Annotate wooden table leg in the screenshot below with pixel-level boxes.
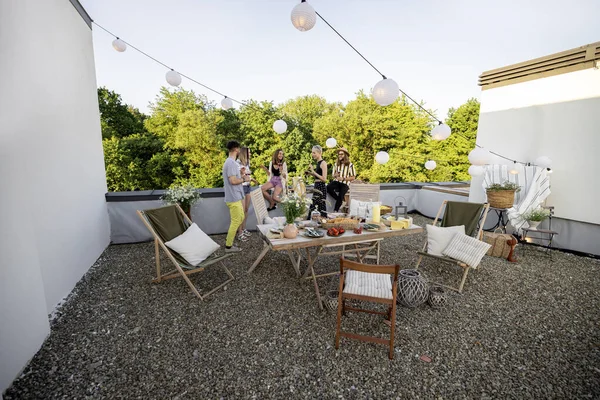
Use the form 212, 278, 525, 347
305, 246, 324, 310
247, 241, 270, 274
287, 250, 302, 277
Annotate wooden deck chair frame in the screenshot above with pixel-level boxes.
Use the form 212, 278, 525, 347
137, 204, 234, 300
335, 258, 400, 359
415, 200, 490, 293
250, 187, 269, 226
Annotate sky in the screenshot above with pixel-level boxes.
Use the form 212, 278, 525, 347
81, 0, 600, 118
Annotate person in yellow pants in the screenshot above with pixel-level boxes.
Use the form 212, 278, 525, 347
223, 140, 249, 252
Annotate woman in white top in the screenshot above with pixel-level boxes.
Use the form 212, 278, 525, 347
237, 147, 258, 241
260, 148, 287, 211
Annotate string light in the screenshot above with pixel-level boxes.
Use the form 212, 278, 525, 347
431, 123, 451, 141
325, 138, 337, 148
425, 160, 437, 170
372, 78, 399, 106
291, 0, 317, 32
112, 38, 126, 52
375, 151, 390, 165
221, 97, 233, 110
468, 147, 491, 166
273, 120, 287, 134
509, 161, 519, 175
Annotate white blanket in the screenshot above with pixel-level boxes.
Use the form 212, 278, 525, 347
482, 164, 551, 234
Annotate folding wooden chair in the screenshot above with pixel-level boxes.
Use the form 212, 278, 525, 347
342, 182, 382, 263
415, 200, 490, 293
335, 258, 400, 359
250, 187, 269, 225
137, 204, 234, 300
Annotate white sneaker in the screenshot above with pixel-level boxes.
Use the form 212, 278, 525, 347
243, 229, 251, 236
225, 246, 242, 253
237, 233, 249, 242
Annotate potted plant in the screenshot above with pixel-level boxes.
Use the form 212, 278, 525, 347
161, 184, 201, 219
522, 208, 551, 230
279, 192, 312, 238
485, 181, 521, 209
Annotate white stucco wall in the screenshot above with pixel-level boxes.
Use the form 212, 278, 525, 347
0, 0, 110, 393
470, 67, 600, 225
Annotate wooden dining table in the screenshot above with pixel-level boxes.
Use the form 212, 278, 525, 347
248, 223, 424, 309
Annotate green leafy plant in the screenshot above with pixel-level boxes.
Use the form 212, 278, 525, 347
486, 181, 521, 192
279, 192, 312, 224
161, 184, 201, 212
522, 208, 551, 222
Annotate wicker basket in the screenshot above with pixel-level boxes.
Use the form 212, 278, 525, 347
320, 220, 360, 230
324, 290, 339, 312
486, 189, 516, 209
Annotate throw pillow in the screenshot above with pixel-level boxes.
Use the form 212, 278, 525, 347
164, 223, 220, 266
426, 225, 465, 256
264, 216, 275, 224
349, 200, 379, 219
443, 233, 491, 269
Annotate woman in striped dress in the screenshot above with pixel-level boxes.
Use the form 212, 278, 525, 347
306, 145, 328, 217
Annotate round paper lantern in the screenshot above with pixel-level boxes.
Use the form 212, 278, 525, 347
273, 119, 287, 134
325, 138, 337, 148
291, 1, 317, 32
509, 162, 519, 175
375, 151, 390, 165
535, 156, 552, 169
372, 78, 399, 106
112, 38, 127, 52
425, 160, 437, 170
221, 97, 233, 110
166, 70, 182, 87
431, 123, 451, 140
468, 147, 491, 166
468, 165, 485, 177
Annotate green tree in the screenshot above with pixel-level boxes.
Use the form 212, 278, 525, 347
97, 87, 146, 139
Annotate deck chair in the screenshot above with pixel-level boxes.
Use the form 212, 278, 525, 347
415, 200, 490, 293
341, 182, 381, 213
137, 204, 234, 300
250, 188, 269, 225
335, 258, 400, 359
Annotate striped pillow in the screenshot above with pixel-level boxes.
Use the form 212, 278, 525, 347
442, 234, 491, 269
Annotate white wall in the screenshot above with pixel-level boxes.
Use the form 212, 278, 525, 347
0, 0, 110, 393
471, 68, 600, 225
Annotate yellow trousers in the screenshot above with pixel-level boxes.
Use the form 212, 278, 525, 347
226, 200, 244, 247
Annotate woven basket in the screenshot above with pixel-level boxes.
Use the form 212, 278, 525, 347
321, 220, 360, 230
324, 290, 339, 312
486, 190, 516, 209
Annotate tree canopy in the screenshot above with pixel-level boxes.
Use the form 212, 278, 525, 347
99, 86, 479, 191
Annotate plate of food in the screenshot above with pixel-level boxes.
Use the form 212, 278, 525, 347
326, 227, 346, 237
302, 227, 325, 238
362, 223, 382, 232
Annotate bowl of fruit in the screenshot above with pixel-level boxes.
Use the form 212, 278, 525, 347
326, 227, 345, 237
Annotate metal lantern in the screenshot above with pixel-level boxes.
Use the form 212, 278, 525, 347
375, 151, 390, 165
290, 1, 317, 32
535, 156, 552, 169
468, 147, 491, 166
112, 38, 127, 52
325, 138, 337, 148
221, 97, 233, 110
166, 70, 182, 87
372, 78, 399, 106
468, 165, 485, 177
425, 160, 437, 170
273, 119, 287, 134
431, 123, 451, 140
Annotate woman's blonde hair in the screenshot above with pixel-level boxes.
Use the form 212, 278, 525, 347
239, 147, 250, 166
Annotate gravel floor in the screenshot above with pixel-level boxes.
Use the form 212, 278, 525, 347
5, 214, 600, 399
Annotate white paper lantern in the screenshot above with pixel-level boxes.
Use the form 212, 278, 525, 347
372, 78, 399, 106
221, 97, 233, 110
468, 165, 485, 177
425, 160, 437, 170
509, 162, 519, 175
535, 156, 552, 169
291, 1, 317, 32
431, 123, 451, 140
375, 151, 390, 165
273, 119, 287, 134
325, 138, 337, 148
166, 70, 182, 87
468, 147, 491, 166
112, 38, 127, 52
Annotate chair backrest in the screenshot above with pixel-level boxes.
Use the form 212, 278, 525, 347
434, 200, 490, 239
349, 182, 380, 203
340, 258, 399, 282
250, 188, 268, 225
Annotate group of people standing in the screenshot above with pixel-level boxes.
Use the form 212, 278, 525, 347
222, 140, 356, 253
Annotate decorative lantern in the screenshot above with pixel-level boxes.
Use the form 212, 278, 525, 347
397, 269, 429, 308
425, 160, 437, 170
535, 156, 552, 169
290, 1, 317, 32
273, 119, 287, 134
221, 97, 233, 110
112, 38, 127, 52
468, 165, 485, 177
509, 161, 519, 175
431, 123, 451, 140
166, 70, 182, 87
468, 147, 491, 166
375, 151, 390, 165
325, 138, 337, 148
372, 78, 399, 106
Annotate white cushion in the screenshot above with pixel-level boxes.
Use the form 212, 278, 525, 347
349, 200, 380, 218
442, 233, 491, 269
343, 270, 393, 299
426, 224, 465, 256
263, 216, 275, 224
164, 223, 220, 266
